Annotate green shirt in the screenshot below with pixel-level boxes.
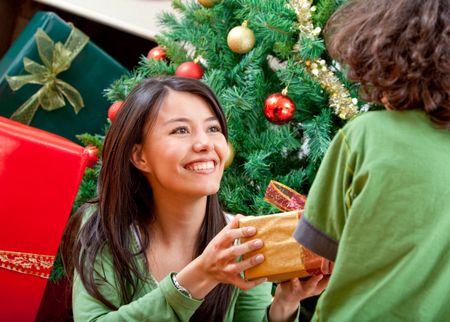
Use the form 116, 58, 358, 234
72, 213, 299, 321
73, 258, 273, 322
294, 110, 450, 321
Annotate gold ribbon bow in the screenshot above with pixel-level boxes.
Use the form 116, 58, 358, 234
6, 26, 89, 125
0, 250, 55, 279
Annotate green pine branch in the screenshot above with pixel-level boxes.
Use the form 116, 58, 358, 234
312, 0, 342, 29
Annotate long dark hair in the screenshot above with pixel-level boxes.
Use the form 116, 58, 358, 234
62, 77, 233, 321
325, 0, 450, 129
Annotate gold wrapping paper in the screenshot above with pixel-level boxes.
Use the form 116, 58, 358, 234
239, 210, 322, 283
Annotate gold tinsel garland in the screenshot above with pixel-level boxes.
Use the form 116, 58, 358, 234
287, 0, 358, 119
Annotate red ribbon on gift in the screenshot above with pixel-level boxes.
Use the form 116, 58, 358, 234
264, 180, 307, 212
0, 250, 55, 279
264, 180, 322, 275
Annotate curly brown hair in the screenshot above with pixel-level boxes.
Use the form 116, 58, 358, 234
325, 0, 450, 129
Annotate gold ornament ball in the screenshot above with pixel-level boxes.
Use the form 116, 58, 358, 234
224, 142, 235, 169
198, 0, 220, 8
227, 23, 255, 54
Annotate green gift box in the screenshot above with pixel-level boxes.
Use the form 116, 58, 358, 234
0, 11, 128, 142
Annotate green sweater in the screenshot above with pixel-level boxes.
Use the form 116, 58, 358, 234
72, 214, 299, 321
294, 110, 450, 321
73, 267, 273, 321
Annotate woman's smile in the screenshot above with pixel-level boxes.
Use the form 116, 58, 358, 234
184, 160, 216, 174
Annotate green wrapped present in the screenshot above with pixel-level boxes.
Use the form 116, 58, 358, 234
0, 11, 128, 142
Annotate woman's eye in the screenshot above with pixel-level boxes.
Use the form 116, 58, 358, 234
171, 127, 189, 134
209, 125, 222, 133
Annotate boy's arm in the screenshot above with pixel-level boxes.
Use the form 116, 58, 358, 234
294, 129, 355, 260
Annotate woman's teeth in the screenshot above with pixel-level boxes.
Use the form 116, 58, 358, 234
187, 161, 215, 171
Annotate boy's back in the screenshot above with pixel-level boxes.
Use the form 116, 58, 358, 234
301, 110, 450, 321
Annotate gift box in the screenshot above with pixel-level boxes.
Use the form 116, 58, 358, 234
0, 116, 90, 321
238, 180, 325, 283
0, 11, 127, 143
239, 210, 323, 283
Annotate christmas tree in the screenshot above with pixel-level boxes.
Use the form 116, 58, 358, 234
99, 0, 361, 216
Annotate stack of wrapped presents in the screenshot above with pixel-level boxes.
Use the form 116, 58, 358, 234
0, 11, 127, 320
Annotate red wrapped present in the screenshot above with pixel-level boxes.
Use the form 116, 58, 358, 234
0, 116, 89, 321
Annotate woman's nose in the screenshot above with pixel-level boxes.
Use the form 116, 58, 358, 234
192, 133, 214, 152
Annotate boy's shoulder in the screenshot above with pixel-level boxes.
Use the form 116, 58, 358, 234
346, 110, 390, 128
343, 109, 425, 135
339, 110, 390, 142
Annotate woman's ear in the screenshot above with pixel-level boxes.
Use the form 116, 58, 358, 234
130, 144, 151, 173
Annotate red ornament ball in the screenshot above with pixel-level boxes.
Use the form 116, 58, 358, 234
108, 101, 123, 122
85, 145, 99, 168
175, 61, 204, 79
147, 46, 166, 60
263, 93, 296, 124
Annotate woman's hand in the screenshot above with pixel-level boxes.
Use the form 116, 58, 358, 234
176, 215, 266, 299
320, 258, 334, 275
269, 258, 334, 322
196, 214, 267, 289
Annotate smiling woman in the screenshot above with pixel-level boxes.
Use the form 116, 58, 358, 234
61, 76, 328, 322
131, 89, 229, 199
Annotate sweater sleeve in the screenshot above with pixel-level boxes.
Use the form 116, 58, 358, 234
294, 128, 355, 261
72, 253, 202, 322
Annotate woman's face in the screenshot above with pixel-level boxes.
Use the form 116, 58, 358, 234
132, 89, 228, 198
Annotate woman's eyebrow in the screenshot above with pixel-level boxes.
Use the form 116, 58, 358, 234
164, 116, 218, 125
163, 117, 190, 125
205, 116, 218, 122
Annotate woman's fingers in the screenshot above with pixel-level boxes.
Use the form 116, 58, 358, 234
219, 253, 265, 275
199, 214, 268, 290
302, 274, 329, 297
230, 275, 268, 291
216, 216, 257, 247
226, 214, 246, 230
305, 274, 324, 287
223, 238, 263, 259
274, 274, 329, 304
226, 253, 265, 273
315, 275, 330, 293
321, 258, 334, 275
288, 277, 301, 289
